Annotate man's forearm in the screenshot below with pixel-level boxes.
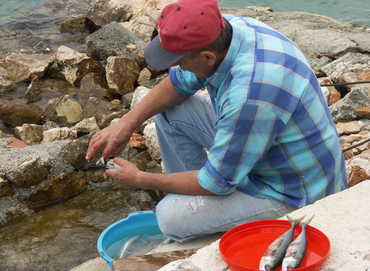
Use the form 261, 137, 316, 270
137, 170, 214, 195
120, 76, 187, 131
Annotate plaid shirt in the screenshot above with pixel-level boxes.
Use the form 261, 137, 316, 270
169, 15, 347, 207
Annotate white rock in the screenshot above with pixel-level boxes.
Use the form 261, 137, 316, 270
143, 122, 161, 161
73, 117, 100, 133
43, 127, 77, 142
55, 95, 83, 123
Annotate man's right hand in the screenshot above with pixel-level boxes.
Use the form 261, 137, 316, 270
85, 119, 134, 161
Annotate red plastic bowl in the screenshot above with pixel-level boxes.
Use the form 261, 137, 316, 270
219, 220, 330, 271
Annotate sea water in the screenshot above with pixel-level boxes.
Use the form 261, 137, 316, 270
0, 0, 45, 19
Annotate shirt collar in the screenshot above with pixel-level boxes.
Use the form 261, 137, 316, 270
205, 18, 242, 89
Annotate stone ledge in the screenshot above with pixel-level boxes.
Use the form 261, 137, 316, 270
159, 181, 370, 271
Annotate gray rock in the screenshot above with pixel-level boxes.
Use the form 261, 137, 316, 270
330, 86, 370, 121
0, 197, 34, 226
86, 22, 145, 65
0, 66, 16, 93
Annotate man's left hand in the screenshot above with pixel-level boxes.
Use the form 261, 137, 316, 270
105, 158, 142, 189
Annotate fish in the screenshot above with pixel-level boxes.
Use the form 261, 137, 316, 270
259, 215, 305, 271
119, 235, 141, 258
96, 157, 121, 169
281, 215, 314, 271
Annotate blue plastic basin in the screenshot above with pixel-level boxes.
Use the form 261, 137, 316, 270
97, 210, 163, 269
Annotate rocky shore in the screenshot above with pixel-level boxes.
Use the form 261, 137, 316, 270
0, 0, 369, 270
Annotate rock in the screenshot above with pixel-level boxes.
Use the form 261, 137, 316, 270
60, 135, 90, 170
318, 77, 341, 105
43, 127, 78, 142
6, 137, 28, 148
60, 14, 96, 33
330, 86, 370, 121
56, 46, 105, 87
158, 260, 201, 271
0, 53, 54, 83
336, 121, 365, 136
4, 156, 49, 187
346, 150, 370, 187
0, 198, 34, 227
321, 53, 370, 82
131, 86, 150, 108
143, 122, 161, 161
138, 67, 152, 87
85, 169, 106, 184
339, 71, 370, 90
106, 56, 141, 95
130, 151, 151, 171
0, 177, 12, 198
25, 171, 87, 210
86, 22, 145, 65
87, 0, 138, 27
355, 106, 370, 119
0, 66, 16, 92
72, 117, 100, 134
25, 78, 78, 103
14, 124, 44, 144
98, 109, 129, 129
0, 102, 43, 127
55, 95, 83, 124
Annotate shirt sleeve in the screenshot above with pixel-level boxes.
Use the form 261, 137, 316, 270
198, 99, 285, 195
169, 66, 206, 96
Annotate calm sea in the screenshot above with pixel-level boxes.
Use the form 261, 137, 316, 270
0, 0, 369, 26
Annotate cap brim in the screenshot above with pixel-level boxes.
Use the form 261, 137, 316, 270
144, 35, 185, 71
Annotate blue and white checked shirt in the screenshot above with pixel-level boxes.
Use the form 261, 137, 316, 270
169, 15, 347, 207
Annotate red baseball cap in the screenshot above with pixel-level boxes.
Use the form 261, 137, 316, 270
144, 0, 225, 71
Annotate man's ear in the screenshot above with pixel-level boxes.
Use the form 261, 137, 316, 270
199, 50, 218, 66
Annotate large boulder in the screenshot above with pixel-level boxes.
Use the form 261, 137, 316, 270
0, 102, 43, 127
86, 22, 145, 66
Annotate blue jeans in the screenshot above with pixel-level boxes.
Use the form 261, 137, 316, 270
154, 94, 296, 242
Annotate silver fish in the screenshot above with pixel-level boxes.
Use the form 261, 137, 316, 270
281, 215, 314, 271
259, 215, 305, 271
96, 157, 121, 169
119, 235, 141, 258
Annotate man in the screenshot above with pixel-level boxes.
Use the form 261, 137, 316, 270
86, 0, 347, 241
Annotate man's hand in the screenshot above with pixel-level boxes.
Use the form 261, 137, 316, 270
105, 158, 142, 188
85, 120, 134, 161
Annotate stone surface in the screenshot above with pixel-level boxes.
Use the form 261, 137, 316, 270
0, 53, 54, 83
0, 197, 34, 226
336, 120, 365, 135
56, 46, 105, 87
14, 124, 44, 144
0, 177, 12, 198
72, 117, 100, 134
318, 77, 341, 105
60, 14, 92, 33
106, 56, 141, 94
0, 66, 16, 92
330, 86, 370, 121
159, 181, 370, 271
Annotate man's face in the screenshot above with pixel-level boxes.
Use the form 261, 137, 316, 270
176, 51, 217, 78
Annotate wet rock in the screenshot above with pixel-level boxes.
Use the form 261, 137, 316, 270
318, 77, 341, 105
25, 78, 78, 103
0, 177, 12, 198
143, 122, 161, 161
60, 14, 95, 34
0, 66, 16, 92
321, 53, 370, 82
55, 95, 83, 124
330, 86, 370, 121
56, 46, 105, 87
106, 56, 141, 95
14, 124, 44, 144
346, 150, 370, 187
86, 22, 145, 65
0, 102, 43, 127
72, 117, 100, 134
0, 197, 34, 226
25, 171, 87, 210
43, 127, 78, 142
0, 53, 54, 83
